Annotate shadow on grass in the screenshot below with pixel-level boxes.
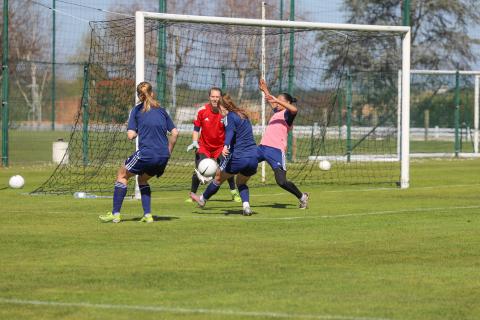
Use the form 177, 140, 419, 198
122, 215, 180, 222
192, 202, 294, 216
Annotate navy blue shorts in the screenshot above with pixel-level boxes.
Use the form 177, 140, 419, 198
220, 155, 258, 177
257, 145, 286, 171
125, 150, 169, 177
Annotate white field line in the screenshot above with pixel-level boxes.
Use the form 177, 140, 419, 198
183, 205, 480, 221
0, 298, 391, 320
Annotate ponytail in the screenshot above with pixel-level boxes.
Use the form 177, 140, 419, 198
220, 94, 249, 120
136, 81, 160, 112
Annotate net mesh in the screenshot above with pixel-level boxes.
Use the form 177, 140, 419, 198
410, 73, 476, 154
33, 17, 403, 195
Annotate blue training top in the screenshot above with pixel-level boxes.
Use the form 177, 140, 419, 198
127, 103, 176, 159
223, 111, 257, 159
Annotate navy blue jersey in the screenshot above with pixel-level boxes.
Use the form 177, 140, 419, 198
223, 111, 257, 159
127, 103, 176, 158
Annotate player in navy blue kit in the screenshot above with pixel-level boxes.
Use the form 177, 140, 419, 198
99, 81, 179, 223
190, 94, 258, 216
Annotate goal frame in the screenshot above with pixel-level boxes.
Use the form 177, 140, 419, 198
135, 11, 412, 189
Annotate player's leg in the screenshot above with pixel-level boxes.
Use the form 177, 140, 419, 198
236, 174, 252, 216
190, 169, 233, 207
139, 158, 168, 223
263, 145, 309, 208
186, 152, 207, 202
99, 163, 135, 223
273, 168, 309, 209
138, 173, 154, 223
236, 156, 258, 216
217, 153, 240, 202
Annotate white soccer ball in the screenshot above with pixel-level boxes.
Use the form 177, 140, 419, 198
9, 175, 25, 189
319, 160, 331, 171
197, 158, 218, 178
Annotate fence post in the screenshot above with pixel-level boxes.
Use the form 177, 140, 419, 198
2, 0, 9, 167
51, 0, 56, 130
346, 71, 352, 162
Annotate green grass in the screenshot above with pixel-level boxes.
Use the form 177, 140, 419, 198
1, 160, 480, 319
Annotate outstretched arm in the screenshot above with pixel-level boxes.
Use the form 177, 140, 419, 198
266, 94, 298, 115
259, 79, 276, 110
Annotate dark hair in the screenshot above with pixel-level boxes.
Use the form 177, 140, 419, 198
220, 94, 249, 120
209, 87, 223, 96
279, 92, 297, 104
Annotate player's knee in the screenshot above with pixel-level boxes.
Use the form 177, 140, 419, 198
274, 169, 288, 187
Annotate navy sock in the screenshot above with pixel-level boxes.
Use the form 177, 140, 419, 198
227, 176, 236, 191
238, 184, 249, 203
203, 181, 221, 200
112, 181, 127, 214
139, 184, 151, 215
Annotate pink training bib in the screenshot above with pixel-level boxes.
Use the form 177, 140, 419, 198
260, 109, 292, 152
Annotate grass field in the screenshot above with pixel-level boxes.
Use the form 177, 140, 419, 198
1, 159, 480, 320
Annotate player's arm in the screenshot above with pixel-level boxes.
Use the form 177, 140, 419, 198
165, 112, 179, 154
222, 113, 235, 156
169, 128, 179, 154
187, 109, 202, 151
267, 94, 298, 115
127, 107, 138, 140
259, 79, 276, 110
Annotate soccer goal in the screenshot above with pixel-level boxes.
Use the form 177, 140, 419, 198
408, 70, 480, 158
33, 12, 411, 196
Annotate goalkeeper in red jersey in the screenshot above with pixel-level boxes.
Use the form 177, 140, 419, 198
185, 87, 240, 202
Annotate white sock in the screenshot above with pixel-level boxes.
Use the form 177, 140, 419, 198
300, 194, 307, 201
113, 212, 120, 216
243, 202, 250, 209
200, 195, 205, 202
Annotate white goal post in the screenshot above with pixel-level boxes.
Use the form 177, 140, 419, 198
134, 11, 412, 189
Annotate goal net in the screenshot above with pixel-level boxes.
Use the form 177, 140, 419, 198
33, 13, 410, 195
410, 70, 480, 157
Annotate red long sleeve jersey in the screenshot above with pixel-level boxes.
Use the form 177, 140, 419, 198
193, 103, 225, 152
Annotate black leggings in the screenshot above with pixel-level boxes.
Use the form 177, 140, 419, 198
273, 168, 303, 199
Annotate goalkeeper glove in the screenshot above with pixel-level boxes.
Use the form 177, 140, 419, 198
186, 140, 199, 152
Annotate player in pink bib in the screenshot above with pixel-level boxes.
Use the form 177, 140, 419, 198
258, 79, 309, 209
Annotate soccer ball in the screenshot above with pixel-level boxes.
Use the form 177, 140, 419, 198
197, 158, 218, 178
319, 160, 331, 171
9, 175, 25, 189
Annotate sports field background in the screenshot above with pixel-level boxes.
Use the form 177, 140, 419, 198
1, 159, 479, 320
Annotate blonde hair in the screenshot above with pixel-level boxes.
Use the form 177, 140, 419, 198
220, 94, 249, 120
136, 82, 160, 112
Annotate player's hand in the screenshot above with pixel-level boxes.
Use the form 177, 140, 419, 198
259, 79, 270, 95
187, 140, 199, 152
266, 94, 278, 104
222, 145, 230, 157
